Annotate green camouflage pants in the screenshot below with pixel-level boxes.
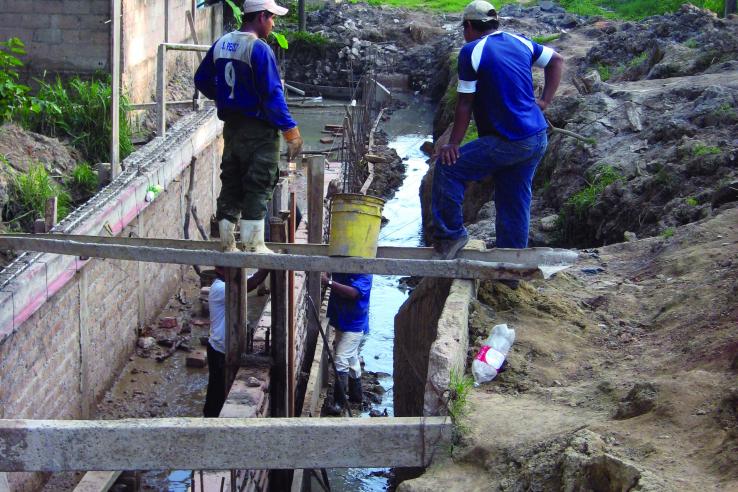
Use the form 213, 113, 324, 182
216, 117, 280, 222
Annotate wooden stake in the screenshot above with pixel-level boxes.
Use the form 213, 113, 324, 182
288, 192, 296, 417
306, 155, 325, 357
269, 218, 289, 418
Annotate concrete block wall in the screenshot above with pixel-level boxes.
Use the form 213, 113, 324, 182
0, 108, 223, 492
122, 0, 223, 103
0, 0, 110, 73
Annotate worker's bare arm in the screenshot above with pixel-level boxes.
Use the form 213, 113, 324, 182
538, 52, 564, 111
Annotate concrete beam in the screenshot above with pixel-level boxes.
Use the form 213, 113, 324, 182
0, 417, 451, 472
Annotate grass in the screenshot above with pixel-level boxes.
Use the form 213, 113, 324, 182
684, 38, 700, 49
448, 369, 474, 436
18, 76, 133, 164
596, 63, 611, 81
692, 143, 721, 156
661, 227, 675, 239
67, 163, 99, 197
287, 30, 329, 46
685, 196, 699, 207
565, 164, 623, 218
10, 163, 70, 225
532, 33, 562, 44
461, 121, 478, 145
353, 0, 524, 12
559, 0, 724, 19
627, 51, 649, 68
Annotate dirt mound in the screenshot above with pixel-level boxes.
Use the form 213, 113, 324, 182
583, 5, 738, 82
403, 207, 738, 491
0, 123, 79, 175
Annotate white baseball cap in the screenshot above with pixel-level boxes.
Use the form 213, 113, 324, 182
463, 0, 497, 21
242, 0, 288, 16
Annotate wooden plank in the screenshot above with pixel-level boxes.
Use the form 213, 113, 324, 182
110, 0, 121, 177
224, 268, 245, 390
0, 235, 575, 280
73, 471, 122, 492
0, 417, 451, 472
269, 219, 289, 418
288, 192, 297, 417
306, 155, 325, 370
0, 234, 577, 266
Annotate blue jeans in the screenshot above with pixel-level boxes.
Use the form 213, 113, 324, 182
431, 130, 547, 249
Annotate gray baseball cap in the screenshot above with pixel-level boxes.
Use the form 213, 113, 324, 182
463, 0, 498, 21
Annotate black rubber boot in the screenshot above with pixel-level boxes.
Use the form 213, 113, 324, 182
348, 376, 363, 404
326, 372, 349, 416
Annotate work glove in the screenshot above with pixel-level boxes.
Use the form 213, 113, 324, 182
283, 127, 304, 160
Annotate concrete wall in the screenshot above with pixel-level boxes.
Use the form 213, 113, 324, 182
0, 0, 222, 104
122, 1, 223, 103
0, 0, 110, 73
0, 108, 223, 492
394, 241, 481, 418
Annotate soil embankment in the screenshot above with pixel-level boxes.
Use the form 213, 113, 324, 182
404, 3, 738, 491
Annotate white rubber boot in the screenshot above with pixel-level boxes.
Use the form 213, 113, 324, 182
218, 219, 237, 252
240, 219, 273, 254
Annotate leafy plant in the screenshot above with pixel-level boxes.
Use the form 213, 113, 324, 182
0, 37, 32, 123
20, 76, 133, 163
461, 120, 478, 145
685, 196, 698, 207
448, 369, 474, 435
67, 163, 99, 197
692, 143, 720, 156
559, 0, 724, 19
271, 31, 289, 50
10, 163, 71, 225
225, 0, 243, 27
661, 227, 675, 239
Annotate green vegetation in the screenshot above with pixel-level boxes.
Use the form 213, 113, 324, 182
661, 227, 675, 239
353, 0, 524, 12
67, 163, 99, 198
692, 143, 721, 156
0, 38, 33, 123
565, 164, 623, 218
287, 30, 328, 46
448, 369, 474, 436
18, 76, 133, 164
627, 51, 649, 68
225, 0, 243, 27
684, 38, 700, 49
559, 0, 724, 20
10, 164, 71, 226
596, 63, 611, 82
685, 196, 699, 207
532, 33, 562, 44
462, 121, 478, 145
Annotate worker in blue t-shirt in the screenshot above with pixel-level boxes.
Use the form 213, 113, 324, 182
431, 0, 564, 261
194, 0, 303, 254
321, 272, 373, 414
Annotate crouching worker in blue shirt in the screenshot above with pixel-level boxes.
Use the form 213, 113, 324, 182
432, 0, 564, 260
194, 0, 303, 254
321, 272, 373, 415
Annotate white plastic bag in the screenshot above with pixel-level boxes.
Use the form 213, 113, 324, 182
472, 323, 516, 386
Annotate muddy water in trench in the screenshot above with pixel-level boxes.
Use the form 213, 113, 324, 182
325, 95, 434, 492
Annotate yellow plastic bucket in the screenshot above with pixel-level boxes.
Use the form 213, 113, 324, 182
328, 193, 386, 258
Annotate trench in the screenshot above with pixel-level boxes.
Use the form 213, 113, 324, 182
324, 96, 434, 492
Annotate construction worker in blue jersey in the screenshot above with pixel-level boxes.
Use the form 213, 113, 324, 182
432, 0, 564, 261
194, 0, 303, 253
321, 272, 373, 414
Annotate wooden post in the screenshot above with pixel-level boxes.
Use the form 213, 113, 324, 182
269, 218, 289, 418
44, 196, 58, 232
727, 0, 737, 16
288, 192, 296, 417
269, 217, 291, 491
306, 154, 325, 341
224, 267, 246, 390
164, 0, 169, 43
298, 0, 306, 31
110, 0, 121, 177
156, 44, 167, 137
